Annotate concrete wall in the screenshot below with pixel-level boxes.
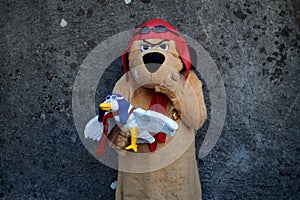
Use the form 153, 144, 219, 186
1, 0, 299, 199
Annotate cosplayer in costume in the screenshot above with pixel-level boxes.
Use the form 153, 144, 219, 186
85, 19, 207, 199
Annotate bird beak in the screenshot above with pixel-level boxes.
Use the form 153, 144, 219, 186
99, 103, 112, 111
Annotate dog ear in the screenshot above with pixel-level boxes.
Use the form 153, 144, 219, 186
118, 99, 130, 125
180, 45, 197, 75
188, 45, 197, 70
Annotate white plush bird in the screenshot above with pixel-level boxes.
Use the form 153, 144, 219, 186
84, 94, 178, 153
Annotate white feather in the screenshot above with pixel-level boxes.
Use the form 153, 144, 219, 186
133, 108, 178, 136
136, 129, 155, 144
84, 116, 103, 141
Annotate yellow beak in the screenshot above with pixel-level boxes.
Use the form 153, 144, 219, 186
99, 103, 112, 111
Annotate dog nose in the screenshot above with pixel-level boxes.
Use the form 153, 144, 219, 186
142, 52, 165, 73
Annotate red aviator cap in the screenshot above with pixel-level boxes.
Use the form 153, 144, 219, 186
122, 18, 191, 78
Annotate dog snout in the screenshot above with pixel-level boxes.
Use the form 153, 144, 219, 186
142, 52, 165, 73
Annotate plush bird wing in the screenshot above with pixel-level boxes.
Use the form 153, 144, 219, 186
84, 114, 116, 141
84, 116, 103, 141
133, 108, 178, 137
136, 129, 155, 144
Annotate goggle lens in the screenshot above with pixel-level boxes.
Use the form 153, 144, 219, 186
136, 25, 178, 36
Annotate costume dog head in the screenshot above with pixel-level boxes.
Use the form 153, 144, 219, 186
122, 19, 191, 87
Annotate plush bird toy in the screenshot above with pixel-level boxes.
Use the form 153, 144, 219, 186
84, 94, 178, 155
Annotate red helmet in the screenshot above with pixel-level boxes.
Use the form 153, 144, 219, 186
122, 18, 191, 78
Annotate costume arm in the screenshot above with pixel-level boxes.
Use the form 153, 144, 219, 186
185, 71, 207, 129
155, 71, 207, 130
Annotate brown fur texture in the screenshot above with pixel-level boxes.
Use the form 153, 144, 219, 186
112, 39, 207, 199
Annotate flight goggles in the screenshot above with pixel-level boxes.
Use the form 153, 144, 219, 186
105, 95, 123, 101
135, 25, 179, 36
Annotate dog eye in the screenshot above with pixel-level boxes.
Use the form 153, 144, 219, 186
140, 44, 151, 52
158, 44, 169, 51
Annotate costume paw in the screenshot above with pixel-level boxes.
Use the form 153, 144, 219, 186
107, 125, 129, 149
155, 72, 186, 108
110, 134, 129, 149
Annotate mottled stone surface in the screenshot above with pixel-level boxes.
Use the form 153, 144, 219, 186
1, 0, 299, 199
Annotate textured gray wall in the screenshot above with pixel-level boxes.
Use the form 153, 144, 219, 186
1, 0, 299, 199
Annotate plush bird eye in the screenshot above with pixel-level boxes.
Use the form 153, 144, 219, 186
158, 44, 169, 51
141, 44, 151, 52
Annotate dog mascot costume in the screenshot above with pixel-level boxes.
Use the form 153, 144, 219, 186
82, 18, 206, 199
103, 19, 208, 200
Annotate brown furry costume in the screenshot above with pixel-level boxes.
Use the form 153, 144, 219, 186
112, 20, 206, 199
